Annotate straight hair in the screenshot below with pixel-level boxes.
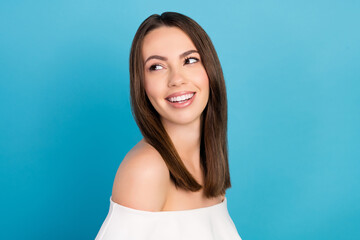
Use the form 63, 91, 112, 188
129, 12, 231, 198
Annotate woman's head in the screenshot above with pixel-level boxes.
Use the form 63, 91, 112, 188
130, 12, 226, 129
129, 12, 230, 197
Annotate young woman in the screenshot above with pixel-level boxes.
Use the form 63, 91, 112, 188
95, 12, 242, 240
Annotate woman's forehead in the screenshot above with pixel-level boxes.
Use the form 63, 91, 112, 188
142, 26, 197, 61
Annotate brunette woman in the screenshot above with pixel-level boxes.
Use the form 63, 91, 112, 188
95, 12, 242, 240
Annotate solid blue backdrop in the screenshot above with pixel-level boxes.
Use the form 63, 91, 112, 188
0, 0, 359, 239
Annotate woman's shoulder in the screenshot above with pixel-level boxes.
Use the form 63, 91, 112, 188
123, 138, 161, 161
120, 138, 169, 173
111, 138, 170, 211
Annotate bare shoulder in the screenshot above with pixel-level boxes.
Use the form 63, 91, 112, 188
111, 138, 170, 211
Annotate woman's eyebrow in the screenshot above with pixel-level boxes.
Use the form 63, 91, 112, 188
144, 50, 199, 64
180, 49, 199, 59
144, 55, 167, 64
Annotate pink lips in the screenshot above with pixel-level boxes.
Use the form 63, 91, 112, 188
165, 91, 196, 109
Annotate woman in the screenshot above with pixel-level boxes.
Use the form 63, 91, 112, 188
95, 12, 242, 240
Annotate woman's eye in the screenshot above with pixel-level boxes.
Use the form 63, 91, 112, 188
184, 57, 199, 65
149, 64, 163, 71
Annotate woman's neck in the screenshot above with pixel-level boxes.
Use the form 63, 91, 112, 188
161, 117, 202, 171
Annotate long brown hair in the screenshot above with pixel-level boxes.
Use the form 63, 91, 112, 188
129, 12, 231, 198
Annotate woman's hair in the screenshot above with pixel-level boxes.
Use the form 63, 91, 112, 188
129, 12, 231, 198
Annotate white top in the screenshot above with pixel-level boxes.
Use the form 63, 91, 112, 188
95, 196, 242, 240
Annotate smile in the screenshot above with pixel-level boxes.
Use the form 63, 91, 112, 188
167, 93, 195, 103
165, 92, 196, 108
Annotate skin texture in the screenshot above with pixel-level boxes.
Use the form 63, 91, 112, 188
111, 139, 170, 211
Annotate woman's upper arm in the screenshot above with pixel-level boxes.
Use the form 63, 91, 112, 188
111, 146, 170, 212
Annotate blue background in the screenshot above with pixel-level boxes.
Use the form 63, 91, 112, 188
1, 0, 359, 239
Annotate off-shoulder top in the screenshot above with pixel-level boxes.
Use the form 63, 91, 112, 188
95, 196, 242, 240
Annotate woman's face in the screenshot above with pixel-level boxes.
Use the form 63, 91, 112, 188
142, 26, 209, 127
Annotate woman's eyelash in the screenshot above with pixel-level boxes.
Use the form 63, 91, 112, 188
149, 64, 162, 71
184, 57, 199, 64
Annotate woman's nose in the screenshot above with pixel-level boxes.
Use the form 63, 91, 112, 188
168, 68, 186, 87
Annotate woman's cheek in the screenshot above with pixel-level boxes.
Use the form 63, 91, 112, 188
193, 67, 209, 86
145, 80, 163, 102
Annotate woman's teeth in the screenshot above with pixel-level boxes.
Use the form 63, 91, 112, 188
168, 93, 194, 103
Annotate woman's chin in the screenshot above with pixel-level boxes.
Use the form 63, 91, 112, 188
161, 115, 202, 127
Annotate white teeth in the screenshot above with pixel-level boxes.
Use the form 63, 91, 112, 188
168, 93, 194, 103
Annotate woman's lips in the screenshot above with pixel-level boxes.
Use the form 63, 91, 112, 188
165, 92, 196, 108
